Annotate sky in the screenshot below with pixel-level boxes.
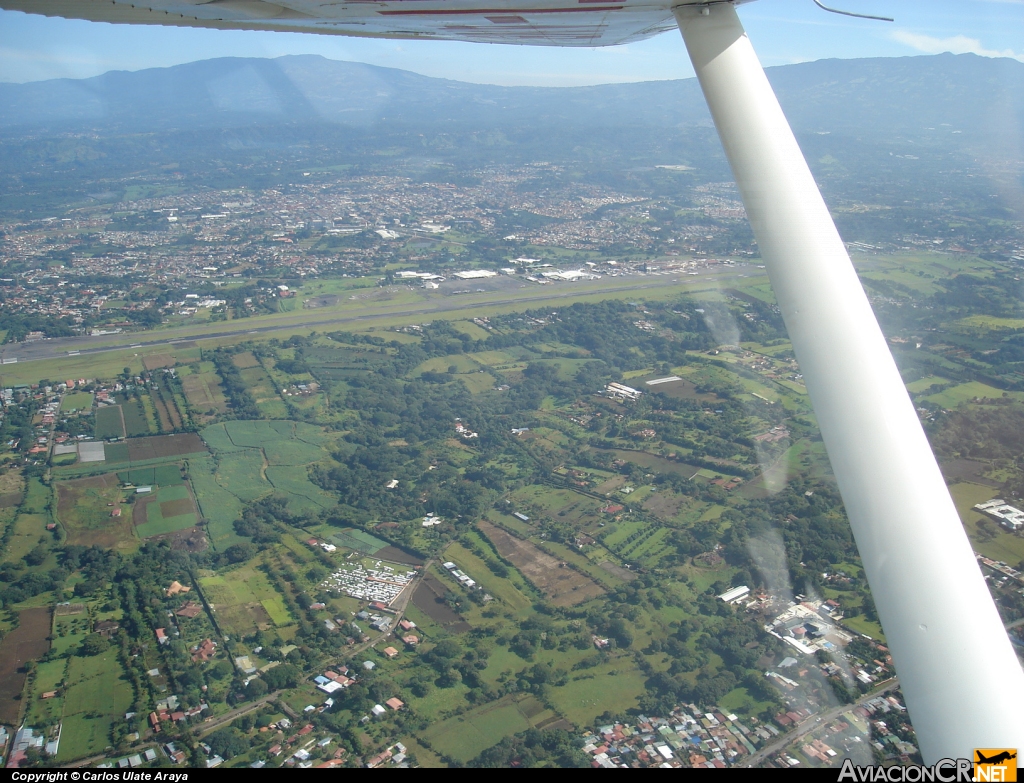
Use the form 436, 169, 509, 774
0, 0, 1022, 86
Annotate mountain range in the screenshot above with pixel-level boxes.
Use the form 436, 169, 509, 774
1, 51, 1022, 141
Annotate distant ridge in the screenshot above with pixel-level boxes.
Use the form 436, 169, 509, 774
1, 52, 1022, 138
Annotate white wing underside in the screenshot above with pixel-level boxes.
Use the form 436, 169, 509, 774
0, 0, 719, 46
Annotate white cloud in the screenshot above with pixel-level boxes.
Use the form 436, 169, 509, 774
891, 30, 1024, 62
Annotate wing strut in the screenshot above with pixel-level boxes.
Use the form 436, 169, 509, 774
674, 2, 1024, 762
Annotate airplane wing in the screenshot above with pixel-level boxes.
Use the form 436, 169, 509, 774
0, 0, 690, 46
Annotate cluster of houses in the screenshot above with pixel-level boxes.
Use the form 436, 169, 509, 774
768, 694, 915, 767
366, 742, 409, 768
148, 695, 208, 733
454, 419, 478, 439
579, 706, 773, 768
97, 748, 160, 769
320, 562, 416, 605
314, 666, 358, 696
306, 537, 337, 553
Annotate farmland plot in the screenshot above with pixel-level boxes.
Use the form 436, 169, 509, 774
56, 654, 133, 763
478, 520, 604, 606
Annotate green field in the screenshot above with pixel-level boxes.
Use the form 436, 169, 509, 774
265, 466, 335, 513
121, 399, 151, 436
419, 695, 545, 762
55, 654, 133, 762
93, 406, 125, 439
116, 464, 183, 486
330, 528, 388, 555
61, 392, 93, 412
103, 443, 129, 463
25, 658, 67, 726
199, 563, 295, 636
216, 451, 267, 501
135, 483, 198, 538
190, 421, 335, 531
546, 663, 647, 726
925, 381, 1024, 408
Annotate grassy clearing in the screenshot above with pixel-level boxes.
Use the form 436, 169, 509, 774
948, 482, 1024, 566
451, 321, 490, 340
26, 658, 67, 726
954, 315, 1024, 331
904, 375, 950, 394
193, 422, 333, 527
547, 661, 646, 726
121, 398, 151, 436
61, 392, 93, 412
419, 695, 534, 762
925, 382, 1023, 408
56, 473, 137, 552
201, 563, 295, 637
4, 513, 48, 564
216, 451, 267, 502
265, 466, 335, 513
56, 653, 132, 762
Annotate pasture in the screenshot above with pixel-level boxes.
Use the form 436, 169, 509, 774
117, 464, 183, 486
192, 421, 335, 524
120, 399, 151, 436
187, 456, 243, 550
4, 513, 48, 564
25, 658, 67, 727
547, 662, 646, 726
55, 654, 133, 762
419, 694, 551, 762
232, 351, 261, 369
56, 473, 137, 551
925, 381, 1024, 408
200, 563, 294, 637
181, 371, 228, 416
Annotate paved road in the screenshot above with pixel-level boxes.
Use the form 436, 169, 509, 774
196, 692, 280, 738
0, 271, 748, 365
742, 679, 901, 768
